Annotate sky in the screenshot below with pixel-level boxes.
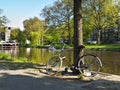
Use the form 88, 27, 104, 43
0, 0, 57, 30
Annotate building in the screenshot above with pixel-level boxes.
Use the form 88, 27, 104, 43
0, 27, 11, 42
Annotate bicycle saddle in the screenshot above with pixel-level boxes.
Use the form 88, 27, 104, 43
76, 45, 85, 53
77, 45, 85, 49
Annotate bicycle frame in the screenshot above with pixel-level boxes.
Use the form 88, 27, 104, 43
56, 44, 84, 73
46, 43, 102, 76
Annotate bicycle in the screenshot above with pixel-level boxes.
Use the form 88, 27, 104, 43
46, 43, 102, 77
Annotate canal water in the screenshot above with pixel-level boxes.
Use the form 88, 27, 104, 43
0, 47, 120, 75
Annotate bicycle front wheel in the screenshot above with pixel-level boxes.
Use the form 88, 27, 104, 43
78, 54, 102, 76
46, 55, 61, 75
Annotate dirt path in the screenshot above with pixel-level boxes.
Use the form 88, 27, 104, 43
0, 69, 120, 90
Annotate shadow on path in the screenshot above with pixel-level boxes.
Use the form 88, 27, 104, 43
0, 71, 87, 90
0, 59, 120, 90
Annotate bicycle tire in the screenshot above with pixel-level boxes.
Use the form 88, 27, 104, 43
78, 54, 102, 76
46, 55, 61, 75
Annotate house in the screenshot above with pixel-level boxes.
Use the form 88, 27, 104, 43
0, 27, 11, 42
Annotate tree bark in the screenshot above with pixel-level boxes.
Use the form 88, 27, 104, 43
73, 0, 83, 65
97, 29, 101, 44
67, 19, 72, 45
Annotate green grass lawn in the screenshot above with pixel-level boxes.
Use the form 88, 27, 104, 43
86, 44, 120, 51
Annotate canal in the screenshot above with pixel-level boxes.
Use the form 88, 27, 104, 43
0, 47, 120, 75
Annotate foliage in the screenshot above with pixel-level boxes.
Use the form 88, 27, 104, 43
0, 9, 8, 28
29, 32, 41, 46
82, 0, 119, 44
10, 28, 27, 46
78, 74, 84, 80
23, 17, 45, 46
0, 9, 8, 39
0, 1, 119, 46
0, 52, 11, 60
41, 0, 120, 45
44, 27, 62, 44
41, 0, 73, 45
41, 0, 73, 26
10, 28, 21, 40
17, 31, 27, 46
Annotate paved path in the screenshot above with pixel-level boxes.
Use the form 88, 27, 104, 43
0, 69, 120, 90
0, 69, 86, 90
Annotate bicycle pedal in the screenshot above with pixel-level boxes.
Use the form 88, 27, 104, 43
65, 67, 68, 72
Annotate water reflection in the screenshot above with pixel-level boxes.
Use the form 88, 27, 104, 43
0, 47, 120, 75
0, 47, 19, 55
85, 50, 120, 75
17, 47, 53, 64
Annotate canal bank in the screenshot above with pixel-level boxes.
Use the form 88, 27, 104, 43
0, 47, 120, 75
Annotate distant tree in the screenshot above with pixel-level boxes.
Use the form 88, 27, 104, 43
0, 9, 8, 41
44, 27, 62, 44
0, 9, 8, 28
41, 0, 73, 45
29, 32, 41, 46
23, 17, 45, 45
17, 31, 27, 46
115, 0, 120, 41
10, 28, 27, 45
82, 0, 119, 44
10, 28, 20, 40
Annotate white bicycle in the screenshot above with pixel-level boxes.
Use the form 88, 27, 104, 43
46, 43, 102, 76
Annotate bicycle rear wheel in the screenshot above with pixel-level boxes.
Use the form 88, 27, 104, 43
78, 54, 102, 76
46, 55, 61, 75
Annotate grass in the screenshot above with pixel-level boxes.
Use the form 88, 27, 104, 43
86, 44, 120, 51
23, 43, 120, 51
54, 44, 120, 51
78, 74, 84, 80
0, 52, 44, 70
0, 59, 44, 70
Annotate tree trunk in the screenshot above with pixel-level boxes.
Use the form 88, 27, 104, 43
73, 0, 83, 65
97, 29, 101, 44
67, 20, 72, 45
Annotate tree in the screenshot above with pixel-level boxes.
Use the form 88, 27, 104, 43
0, 9, 8, 41
10, 28, 21, 40
82, 0, 119, 44
44, 27, 63, 44
10, 28, 27, 45
41, 0, 73, 45
17, 31, 27, 46
74, 0, 83, 64
0, 9, 8, 29
115, 0, 120, 41
29, 32, 41, 46
23, 17, 45, 46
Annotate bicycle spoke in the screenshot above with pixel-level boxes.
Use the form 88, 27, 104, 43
46, 55, 61, 75
78, 54, 102, 76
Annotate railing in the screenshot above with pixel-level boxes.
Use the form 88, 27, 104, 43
0, 42, 19, 49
